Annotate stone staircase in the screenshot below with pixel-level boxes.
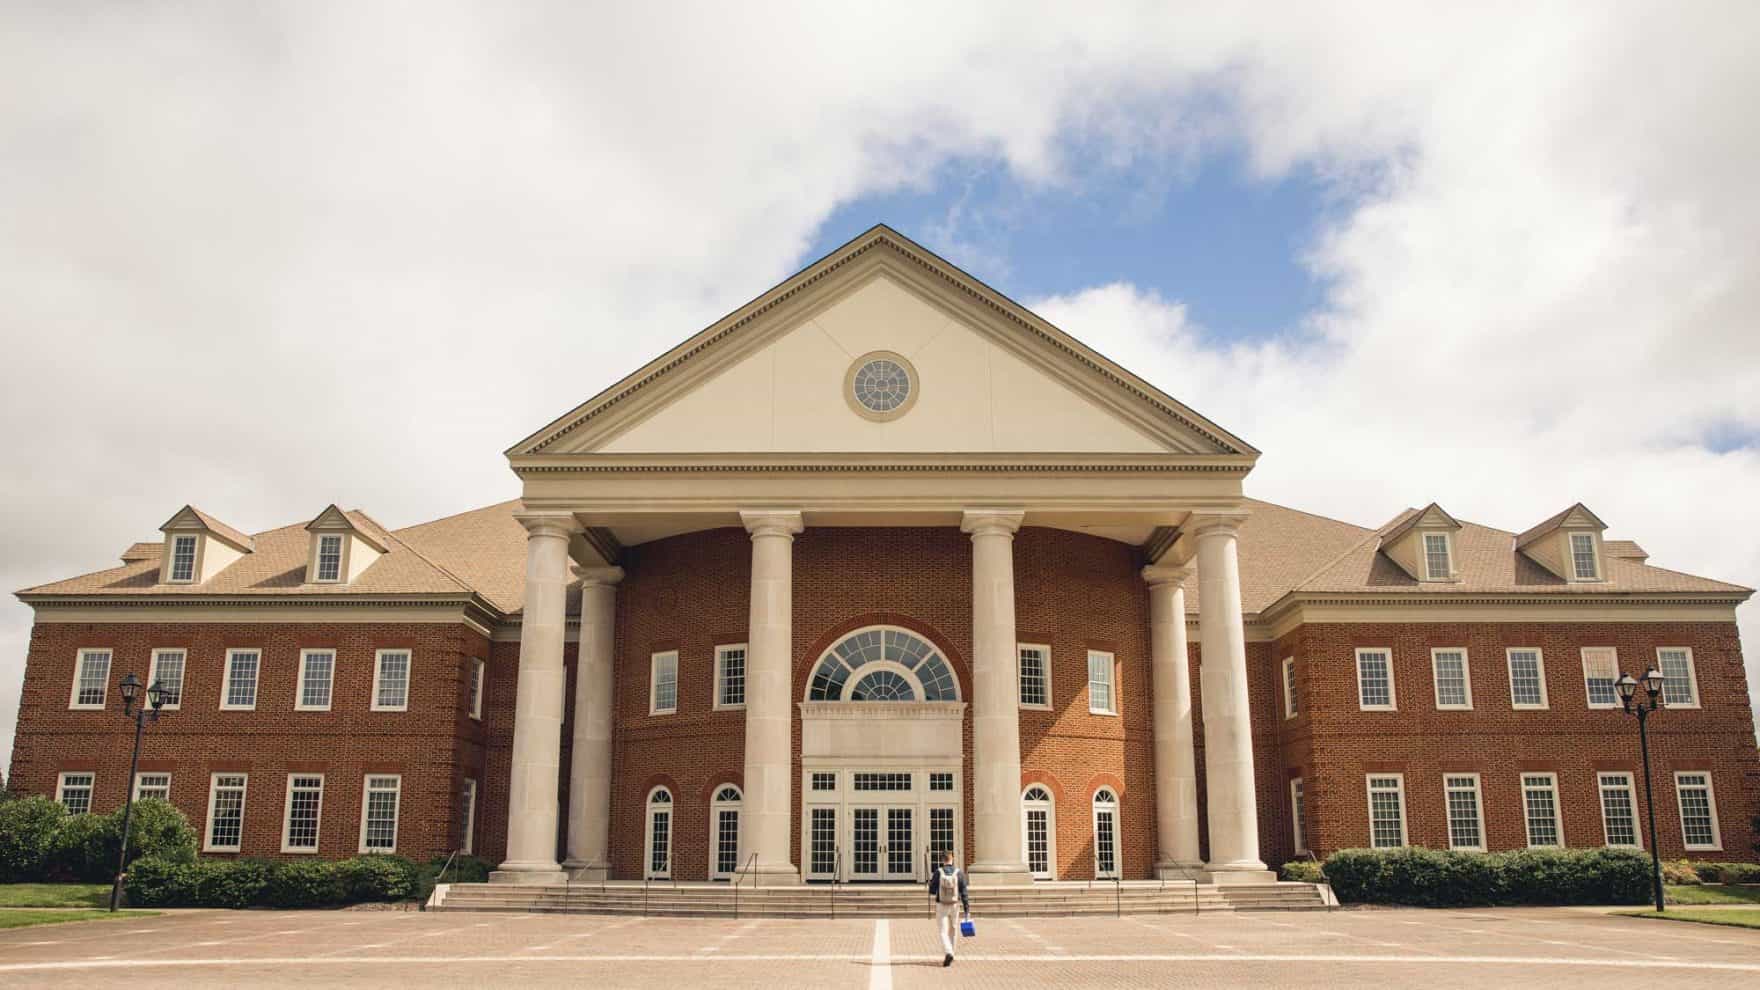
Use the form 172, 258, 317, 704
429, 879, 1332, 918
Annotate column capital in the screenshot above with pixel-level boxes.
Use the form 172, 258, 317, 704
740, 509, 804, 540
960, 508, 1025, 538
1142, 563, 1194, 587
1185, 511, 1250, 540
578, 565, 625, 588
515, 511, 581, 541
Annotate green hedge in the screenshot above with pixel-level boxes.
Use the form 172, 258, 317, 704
1279, 860, 1324, 883
1321, 847, 1653, 906
127, 855, 424, 909
1690, 861, 1760, 884
0, 797, 197, 883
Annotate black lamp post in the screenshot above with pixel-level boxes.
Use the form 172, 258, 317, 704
1614, 668, 1667, 914
110, 672, 168, 912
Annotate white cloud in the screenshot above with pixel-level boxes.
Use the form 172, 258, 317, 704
2, 2, 1757, 770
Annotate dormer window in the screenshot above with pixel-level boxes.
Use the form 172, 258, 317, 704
315, 535, 344, 583
1570, 532, 1599, 580
1423, 532, 1452, 581
169, 534, 199, 583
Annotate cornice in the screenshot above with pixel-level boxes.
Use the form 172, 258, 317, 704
512, 456, 1253, 476
21, 593, 502, 637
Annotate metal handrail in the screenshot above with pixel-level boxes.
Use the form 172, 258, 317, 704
436, 850, 461, 886
732, 852, 760, 919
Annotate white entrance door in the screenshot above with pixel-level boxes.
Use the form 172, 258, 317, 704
806, 806, 838, 880
885, 807, 915, 880
851, 807, 882, 879
1022, 786, 1055, 880
709, 785, 742, 880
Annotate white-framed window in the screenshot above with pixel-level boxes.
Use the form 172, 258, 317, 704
1282, 657, 1299, 719
810, 771, 837, 792
168, 533, 199, 583
221, 649, 260, 710
1674, 772, 1721, 850
282, 773, 324, 853
645, 786, 673, 879
134, 772, 172, 802
1569, 532, 1599, 580
1423, 531, 1452, 580
650, 650, 678, 715
1366, 774, 1407, 848
709, 784, 743, 880
69, 648, 112, 709
1444, 774, 1486, 851
1092, 787, 1121, 879
1431, 648, 1472, 709
147, 649, 185, 709
468, 659, 485, 720
1581, 647, 1620, 709
1018, 643, 1051, 710
1598, 772, 1640, 848
714, 644, 746, 710
359, 775, 401, 853
56, 772, 95, 815
372, 649, 411, 711
314, 534, 345, 583
1656, 647, 1699, 708
1355, 648, 1396, 710
1290, 777, 1307, 854
1506, 648, 1548, 709
1087, 650, 1116, 715
1022, 785, 1056, 880
297, 649, 335, 711
204, 773, 248, 852
461, 778, 478, 855
1521, 773, 1562, 848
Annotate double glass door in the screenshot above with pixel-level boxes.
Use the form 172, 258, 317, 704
850, 807, 915, 881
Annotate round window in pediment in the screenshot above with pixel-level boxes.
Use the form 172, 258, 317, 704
845, 351, 919, 421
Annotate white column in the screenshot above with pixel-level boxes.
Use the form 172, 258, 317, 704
1193, 513, 1273, 882
492, 513, 578, 883
563, 565, 623, 880
962, 509, 1032, 885
740, 510, 803, 881
1145, 564, 1202, 877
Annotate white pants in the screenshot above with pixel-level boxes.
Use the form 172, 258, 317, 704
934, 902, 962, 955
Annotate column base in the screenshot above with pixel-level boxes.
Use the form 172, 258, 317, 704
965, 862, 1034, 886
561, 860, 610, 882
1154, 861, 1207, 881
1203, 860, 1277, 885
489, 866, 569, 885
738, 861, 803, 885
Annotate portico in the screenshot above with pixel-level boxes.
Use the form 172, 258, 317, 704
490, 225, 1272, 885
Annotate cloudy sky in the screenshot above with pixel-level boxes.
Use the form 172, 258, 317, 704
3, 2, 1758, 771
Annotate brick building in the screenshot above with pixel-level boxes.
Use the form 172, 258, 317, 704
8, 226, 1758, 885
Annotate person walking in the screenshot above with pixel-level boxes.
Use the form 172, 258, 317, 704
928, 849, 969, 967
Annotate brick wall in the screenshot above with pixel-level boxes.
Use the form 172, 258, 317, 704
8, 620, 488, 861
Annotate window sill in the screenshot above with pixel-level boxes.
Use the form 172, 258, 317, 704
219, 705, 257, 712
1511, 704, 1551, 711
294, 706, 332, 713
1088, 708, 1118, 717
280, 847, 320, 855
1435, 704, 1474, 711
370, 705, 409, 713
1021, 702, 1052, 712
1359, 705, 1398, 712
712, 704, 746, 713
68, 703, 106, 711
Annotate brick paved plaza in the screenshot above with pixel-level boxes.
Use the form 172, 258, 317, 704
3, 906, 1759, 988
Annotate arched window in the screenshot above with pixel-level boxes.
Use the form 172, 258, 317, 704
1021, 785, 1056, 880
1092, 788, 1120, 880
709, 785, 742, 880
645, 787, 673, 880
805, 626, 959, 702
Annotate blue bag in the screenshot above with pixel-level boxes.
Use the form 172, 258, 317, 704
959, 917, 976, 938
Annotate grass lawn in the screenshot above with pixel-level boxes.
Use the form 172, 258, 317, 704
0, 883, 112, 908
0, 909, 158, 930
1623, 907, 1760, 930
1666, 884, 1760, 906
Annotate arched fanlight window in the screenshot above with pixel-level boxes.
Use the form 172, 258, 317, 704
1021, 785, 1056, 880
805, 626, 959, 702
709, 784, 742, 880
645, 787, 673, 880
1092, 788, 1120, 880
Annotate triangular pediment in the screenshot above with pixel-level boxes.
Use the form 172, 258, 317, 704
510, 226, 1255, 461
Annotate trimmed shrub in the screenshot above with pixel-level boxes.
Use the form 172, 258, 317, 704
1661, 859, 1700, 885
1324, 847, 1651, 907
336, 855, 421, 902
52, 811, 121, 882
0, 796, 68, 882
1690, 861, 1760, 884
263, 859, 349, 908
122, 799, 199, 865
127, 854, 423, 909
1280, 859, 1324, 883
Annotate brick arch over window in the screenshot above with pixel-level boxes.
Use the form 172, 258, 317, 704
639, 773, 682, 805
795, 611, 971, 702
1019, 769, 1065, 804
1085, 772, 1127, 802
697, 773, 744, 806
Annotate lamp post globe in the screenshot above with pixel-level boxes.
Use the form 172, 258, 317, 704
117, 672, 140, 705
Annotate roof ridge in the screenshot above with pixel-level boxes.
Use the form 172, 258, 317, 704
1241, 496, 1373, 534
377, 530, 478, 598
1290, 528, 1388, 593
